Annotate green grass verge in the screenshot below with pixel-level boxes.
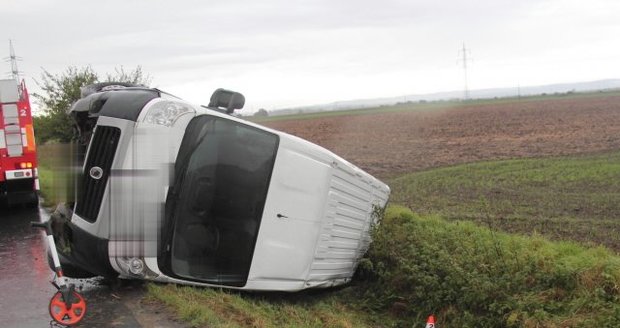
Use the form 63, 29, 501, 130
149, 205, 620, 327
390, 151, 620, 250
147, 284, 392, 328
37, 166, 57, 207
356, 205, 620, 327
37, 143, 73, 207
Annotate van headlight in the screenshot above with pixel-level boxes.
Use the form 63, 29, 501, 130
116, 257, 146, 277
129, 258, 145, 275
143, 100, 195, 127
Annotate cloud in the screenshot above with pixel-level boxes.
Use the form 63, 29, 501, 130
1, 0, 619, 110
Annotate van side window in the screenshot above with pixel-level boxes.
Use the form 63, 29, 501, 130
164, 115, 278, 287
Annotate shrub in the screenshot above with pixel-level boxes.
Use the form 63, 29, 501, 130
356, 205, 620, 327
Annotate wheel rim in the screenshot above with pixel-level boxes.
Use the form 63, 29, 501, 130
48, 291, 87, 326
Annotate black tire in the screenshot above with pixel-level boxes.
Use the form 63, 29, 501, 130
26, 192, 39, 208
3, 192, 36, 209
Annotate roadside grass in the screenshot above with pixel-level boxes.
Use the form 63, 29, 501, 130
37, 143, 73, 207
149, 205, 620, 327
355, 205, 620, 327
37, 166, 58, 207
147, 284, 391, 328
390, 151, 620, 250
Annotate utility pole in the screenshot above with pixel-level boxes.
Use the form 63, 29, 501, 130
457, 43, 472, 100
5, 39, 22, 81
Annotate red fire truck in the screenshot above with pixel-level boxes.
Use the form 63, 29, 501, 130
0, 78, 39, 207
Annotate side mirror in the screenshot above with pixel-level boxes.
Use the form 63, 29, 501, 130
208, 89, 245, 114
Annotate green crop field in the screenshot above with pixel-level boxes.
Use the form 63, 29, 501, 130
390, 151, 620, 250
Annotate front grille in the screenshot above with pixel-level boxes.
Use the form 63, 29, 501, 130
75, 126, 121, 223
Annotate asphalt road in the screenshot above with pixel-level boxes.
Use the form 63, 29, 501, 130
0, 204, 186, 328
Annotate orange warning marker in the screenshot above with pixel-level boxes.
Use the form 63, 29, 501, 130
425, 315, 435, 328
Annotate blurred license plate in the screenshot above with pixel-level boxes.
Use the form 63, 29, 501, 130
14, 172, 24, 177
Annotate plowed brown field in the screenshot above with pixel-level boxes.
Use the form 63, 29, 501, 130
261, 94, 620, 179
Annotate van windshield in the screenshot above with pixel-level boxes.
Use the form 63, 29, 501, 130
162, 115, 278, 286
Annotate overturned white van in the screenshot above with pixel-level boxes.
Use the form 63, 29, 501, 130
51, 85, 390, 291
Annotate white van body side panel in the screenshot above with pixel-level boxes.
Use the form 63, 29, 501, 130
246, 132, 390, 290
71, 104, 389, 291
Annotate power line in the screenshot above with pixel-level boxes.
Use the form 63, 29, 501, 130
4, 39, 22, 81
457, 43, 472, 100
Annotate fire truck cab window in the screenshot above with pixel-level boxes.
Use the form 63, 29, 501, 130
167, 115, 278, 286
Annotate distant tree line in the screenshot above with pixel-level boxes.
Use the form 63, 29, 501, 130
254, 108, 269, 117
33, 66, 151, 144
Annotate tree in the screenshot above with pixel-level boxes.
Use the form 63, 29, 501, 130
254, 108, 269, 117
33, 65, 151, 143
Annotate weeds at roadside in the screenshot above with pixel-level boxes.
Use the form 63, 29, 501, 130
355, 205, 620, 327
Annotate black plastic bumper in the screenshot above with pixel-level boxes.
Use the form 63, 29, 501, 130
51, 220, 117, 278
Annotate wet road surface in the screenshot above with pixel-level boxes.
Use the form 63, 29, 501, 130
0, 205, 186, 328
0, 206, 52, 327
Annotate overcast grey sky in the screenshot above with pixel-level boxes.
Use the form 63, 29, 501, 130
1, 0, 619, 112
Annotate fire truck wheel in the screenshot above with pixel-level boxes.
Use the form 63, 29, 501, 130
26, 192, 39, 208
